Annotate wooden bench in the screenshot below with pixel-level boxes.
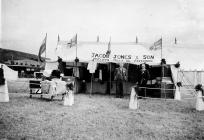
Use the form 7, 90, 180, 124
29, 80, 42, 98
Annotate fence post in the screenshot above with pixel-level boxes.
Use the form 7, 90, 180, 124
194, 70, 197, 87
164, 83, 166, 100
144, 87, 147, 98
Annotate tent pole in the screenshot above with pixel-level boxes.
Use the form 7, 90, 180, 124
75, 62, 78, 94
161, 37, 162, 60
75, 34, 78, 94
160, 37, 164, 98
126, 63, 129, 95
45, 33, 47, 61
161, 64, 163, 98
90, 73, 93, 97
109, 62, 111, 95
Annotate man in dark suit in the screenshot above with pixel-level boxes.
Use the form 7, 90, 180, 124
114, 63, 127, 98
137, 63, 150, 97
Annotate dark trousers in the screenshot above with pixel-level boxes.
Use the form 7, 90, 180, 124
81, 82, 87, 93
116, 80, 124, 98
138, 83, 147, 97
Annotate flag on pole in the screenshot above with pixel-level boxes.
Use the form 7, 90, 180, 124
149, 38, 162, 51
67, 34, 77, 48
38, 34, 47, 62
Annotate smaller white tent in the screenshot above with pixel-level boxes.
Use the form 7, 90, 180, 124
0, 63, 18, 80
163, 46, 204, 71
0, 63, 18, 102
155, 44, 204, 86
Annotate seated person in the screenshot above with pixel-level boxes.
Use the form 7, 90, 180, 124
153, 77, 161, 98
42, 70, 61, 81
41, 70, 67, 95
154, 77, 161, 88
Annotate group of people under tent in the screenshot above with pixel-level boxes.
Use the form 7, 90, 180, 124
114, 63, 150, 98
46, 56, 151, 99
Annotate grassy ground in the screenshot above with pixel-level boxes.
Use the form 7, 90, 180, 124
0, 80, 204, 140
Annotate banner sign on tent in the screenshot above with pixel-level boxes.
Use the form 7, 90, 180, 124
91, 53, 155, 64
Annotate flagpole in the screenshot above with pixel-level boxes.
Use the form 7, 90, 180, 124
75, 34, 78, 94
161, 37, 162, 60
161, 37, 163, 78
45, 33, 47, 61
160, 37, 165, 98
76, 34, 78, 59
109, 63, 111, 95
109, 37, 111, 95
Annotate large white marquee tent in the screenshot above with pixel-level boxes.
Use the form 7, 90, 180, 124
53, 41, 161, 64
46, 40, 204, 87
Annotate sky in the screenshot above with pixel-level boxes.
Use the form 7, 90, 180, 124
1, 0, 204, 58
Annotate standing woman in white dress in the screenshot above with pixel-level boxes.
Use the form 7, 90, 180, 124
0, 64, 9, 102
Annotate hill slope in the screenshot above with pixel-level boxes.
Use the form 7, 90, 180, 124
0, 48, 43, 63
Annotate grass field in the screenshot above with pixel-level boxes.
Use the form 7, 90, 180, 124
0, 80, 204, 140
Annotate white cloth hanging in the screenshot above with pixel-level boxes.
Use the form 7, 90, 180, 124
87, 61, 97, 73
73, 67, 80, 77
99, 69, 102, 80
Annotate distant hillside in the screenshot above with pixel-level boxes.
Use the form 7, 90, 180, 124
0, 48, 44, 63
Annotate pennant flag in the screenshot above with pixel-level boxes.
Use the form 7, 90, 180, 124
106, 37, 111, 55
55, 34, 60, 51
58, 34, 60, 42
67, 34, 77, 48
38, 34, 47, 62
149, 38, 162, 51
136, 36, 138, 44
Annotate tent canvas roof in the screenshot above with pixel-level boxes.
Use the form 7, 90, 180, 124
49, 41, 204, 70
54, 42, 160, 64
